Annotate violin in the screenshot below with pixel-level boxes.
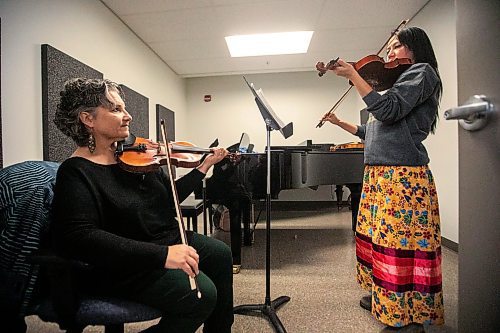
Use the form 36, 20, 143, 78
115, 135, 239, 173
329, 141, 364, 152
315, 19, 409, 128
316, 55, 412, 92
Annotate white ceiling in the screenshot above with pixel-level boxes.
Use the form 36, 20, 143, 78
101, 0, 430, 78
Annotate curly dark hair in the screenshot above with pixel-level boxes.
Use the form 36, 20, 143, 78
54, 78, 124, 146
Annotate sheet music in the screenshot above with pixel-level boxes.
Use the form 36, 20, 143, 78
243, 76, 293, 138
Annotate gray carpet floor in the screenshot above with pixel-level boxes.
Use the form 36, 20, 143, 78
26, 207, 458, 332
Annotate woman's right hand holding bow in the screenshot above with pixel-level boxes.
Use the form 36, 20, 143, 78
165, 244, 200, 278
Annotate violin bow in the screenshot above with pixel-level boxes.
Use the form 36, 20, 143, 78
316, 85, 353, 128
159, 119, 202, 299
316, 19, 409, 128
376, 19, 408, 56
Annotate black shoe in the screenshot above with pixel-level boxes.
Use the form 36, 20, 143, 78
360, 295, 371, 311
243, 232, 253, 246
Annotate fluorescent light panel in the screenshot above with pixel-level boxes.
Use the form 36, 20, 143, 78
225, 31, 313, 57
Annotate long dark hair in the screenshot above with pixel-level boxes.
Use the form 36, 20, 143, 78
397, 27, 442, 133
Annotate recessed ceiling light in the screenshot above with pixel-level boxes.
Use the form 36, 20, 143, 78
225, 31, 314, 57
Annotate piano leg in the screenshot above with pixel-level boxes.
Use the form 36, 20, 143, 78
346, 184, 362, 232
242, 196, 253, 246
335, 185, 343, 211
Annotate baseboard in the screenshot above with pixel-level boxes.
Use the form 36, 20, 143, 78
256, 200, 459, 253
442, 237, 458, 252
254, 200, 350, 211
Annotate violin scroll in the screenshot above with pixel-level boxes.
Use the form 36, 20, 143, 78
316, 57, 339, 77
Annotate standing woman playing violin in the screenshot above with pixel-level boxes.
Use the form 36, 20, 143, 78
52, 78, 233, 333
322, 27, 444, 331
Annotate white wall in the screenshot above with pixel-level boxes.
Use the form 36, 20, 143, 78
0, 0, 186, 166
185, 0, 459, 242
412, 0, 459, 243
186, 72, 364, 152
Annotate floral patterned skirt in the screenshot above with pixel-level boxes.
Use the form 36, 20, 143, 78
355, 165, 445, 327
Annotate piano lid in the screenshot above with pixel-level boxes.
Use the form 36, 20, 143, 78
269, 140, 336, 152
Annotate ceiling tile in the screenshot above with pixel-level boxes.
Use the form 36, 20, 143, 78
102, 0, 430, 77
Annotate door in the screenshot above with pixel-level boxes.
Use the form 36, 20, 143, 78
453, 1, 499, 332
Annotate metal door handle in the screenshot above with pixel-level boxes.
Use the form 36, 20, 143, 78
444, 95, 494, 131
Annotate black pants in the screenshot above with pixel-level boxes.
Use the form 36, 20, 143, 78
105, 234, 234, 333
220, 193, 251, 265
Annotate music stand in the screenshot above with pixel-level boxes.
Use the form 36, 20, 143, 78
233, 77, 293, 333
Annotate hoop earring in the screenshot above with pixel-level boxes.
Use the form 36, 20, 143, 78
88, 133, 96, 153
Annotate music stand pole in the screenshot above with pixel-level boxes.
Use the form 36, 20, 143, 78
233, 121, 290, 333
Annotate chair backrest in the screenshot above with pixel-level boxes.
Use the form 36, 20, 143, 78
1, 160, 162, 332
0, 161, 60, 316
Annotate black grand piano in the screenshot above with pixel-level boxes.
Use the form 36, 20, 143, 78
236, 140, 364, 231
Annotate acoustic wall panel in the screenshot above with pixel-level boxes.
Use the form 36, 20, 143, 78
156, 104, 175, 143
119, 85, 149, 139
41, 44, 103, 162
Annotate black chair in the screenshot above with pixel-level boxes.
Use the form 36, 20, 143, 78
0, 161, 161, 333
180, 196, 206, 234
194, 178, 218, 234
194, 176, 254, 244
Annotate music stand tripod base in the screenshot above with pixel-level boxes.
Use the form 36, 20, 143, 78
233, 295, 290, 333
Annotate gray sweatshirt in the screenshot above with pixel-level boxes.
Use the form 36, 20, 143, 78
355, 63, 440, 166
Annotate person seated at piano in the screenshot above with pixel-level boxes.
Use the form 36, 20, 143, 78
321, 27, 444, 331
205, 142, 253, 275
51, 78, 234, 333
